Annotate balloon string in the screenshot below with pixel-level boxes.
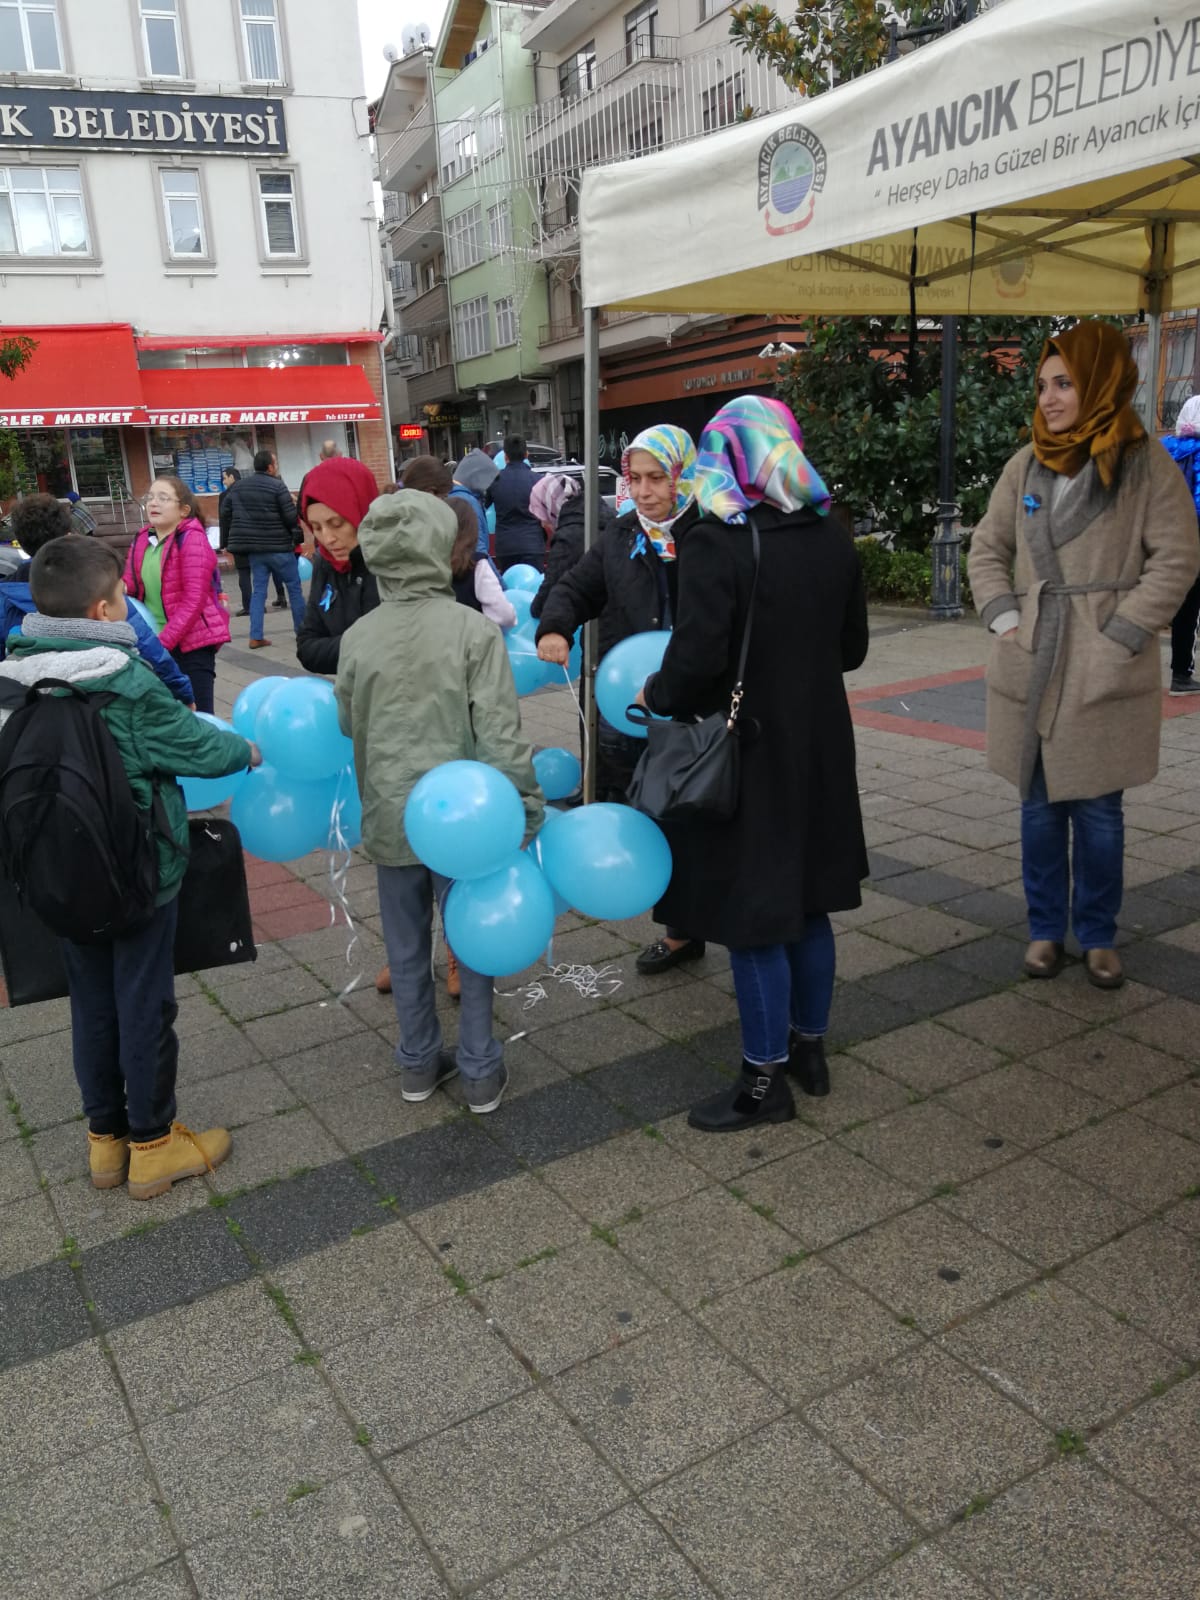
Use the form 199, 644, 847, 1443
495, 962, 623, 1010
561, 663, 589, 794
328, 772, 362, 1003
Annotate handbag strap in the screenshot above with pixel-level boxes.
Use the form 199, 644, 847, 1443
727, 516, 761, 730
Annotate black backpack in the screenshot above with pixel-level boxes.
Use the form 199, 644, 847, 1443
0, 678, 161, 944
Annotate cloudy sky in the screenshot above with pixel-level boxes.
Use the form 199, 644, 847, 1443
357, 0, 448, 100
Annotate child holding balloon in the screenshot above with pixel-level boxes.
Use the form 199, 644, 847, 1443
335, 489, 543, 1114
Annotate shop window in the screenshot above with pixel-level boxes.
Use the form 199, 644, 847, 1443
149, 425, 274, 493
0, 0, 63, 73
0, 166, 90, 257
141, 0, 184, 78
558, 41, 596, 99
159, 168, 207, 258
139, 346, 247, 370
256, 169, 301, 257
11, 428, 70, 496
70, 429, 126, 499
245, 342, 347, 367
495, 297, 517, 349
446, 205, 482, 275
239, 0, 283, 84
453, 295, 490, 361
487, 202, 511, 254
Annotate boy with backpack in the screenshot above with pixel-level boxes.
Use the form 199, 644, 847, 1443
0, 538, 260, 1198
336, 489, 543, 1113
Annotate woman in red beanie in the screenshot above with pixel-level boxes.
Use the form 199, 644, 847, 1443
296, 457, 381, 675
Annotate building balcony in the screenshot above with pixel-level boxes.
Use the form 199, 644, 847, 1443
406, 364, 459, 410
378, 107, 437, 192
525, 37, 681, 159
401, 279, 451, 335
522, 0, 626, 54
538, 206, 579, 260
538, 309, 669, 361
389, 192, 442, 266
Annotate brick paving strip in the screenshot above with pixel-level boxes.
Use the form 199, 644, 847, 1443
0, 620, 1198, 1596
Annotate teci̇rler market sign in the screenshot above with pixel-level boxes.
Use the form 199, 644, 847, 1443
0, 88, 286, 155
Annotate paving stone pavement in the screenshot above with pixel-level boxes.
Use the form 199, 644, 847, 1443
1, 603, 1199, 1598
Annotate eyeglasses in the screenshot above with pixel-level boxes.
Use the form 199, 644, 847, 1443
146, 493, 179, 505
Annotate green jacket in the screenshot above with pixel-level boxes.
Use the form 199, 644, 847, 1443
336, 489, 543, 868
0, 634, 253, 903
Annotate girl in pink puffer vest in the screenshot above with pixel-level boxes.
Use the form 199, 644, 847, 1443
124, 475, 231, 714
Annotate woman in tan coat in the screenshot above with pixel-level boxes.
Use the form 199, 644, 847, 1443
969, 321, 1200, 989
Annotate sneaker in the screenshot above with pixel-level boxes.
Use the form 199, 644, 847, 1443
1170, 674, 1200, 695
400, 1052, 458, 1103
464, 1063, 508, 1114
127, 1121, 231, 1201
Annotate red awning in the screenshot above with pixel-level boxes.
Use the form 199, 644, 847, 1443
140, 366, 381, 426
0, 325, 148, 427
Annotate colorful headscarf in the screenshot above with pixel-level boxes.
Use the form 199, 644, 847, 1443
529, 472, 580, 532
1032, 320, 1145, 489
694, 395, 830, 525
620, 425, 697, 560
1177, 394, 1200, 438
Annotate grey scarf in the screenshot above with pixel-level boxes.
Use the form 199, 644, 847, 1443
21, 613, 138, 648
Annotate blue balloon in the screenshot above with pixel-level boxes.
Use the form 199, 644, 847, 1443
494, 451, 506, 469
404, 759, 525, 880
486, 503, 497, 537
567, 631, 582, 682
180, 712, 249, 812
502, 563, 543, 593
126, 596, 158, 632
527, 818, 570, 915
538, 802, 672, 920
444, 851, 556, 977
255, 676, 353, 782
297, 555, 313, 582
230, 764, 339, 863
506, 633, 555, 696
232, 675, 286, 737
533, 746, 581, 802
331, 765, 362, 849
596, 631, 670, 738
618, 498, 636, 516
507, 590, 535, 631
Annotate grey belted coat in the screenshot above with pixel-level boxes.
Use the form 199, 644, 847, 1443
968, 441, 1200, 802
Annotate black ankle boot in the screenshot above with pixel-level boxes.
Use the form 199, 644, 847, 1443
788, 1034, 830, 1097
687, 1060, 795, 1133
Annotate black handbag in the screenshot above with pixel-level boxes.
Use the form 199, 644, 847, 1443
0, 818, 255, 1007
626, 518, 761, 824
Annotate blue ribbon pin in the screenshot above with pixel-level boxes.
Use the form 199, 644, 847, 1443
319, 583, 334, 612
1022, 494, 1042, 517
631, 531, 647, 559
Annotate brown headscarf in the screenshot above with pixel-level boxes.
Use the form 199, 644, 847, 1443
1032, 320, 1145, 488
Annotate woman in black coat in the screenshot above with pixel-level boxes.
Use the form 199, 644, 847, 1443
295, 458, 381, 676
639, 396, 868, 1133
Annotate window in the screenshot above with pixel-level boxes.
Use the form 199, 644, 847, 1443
0, 166, 89, 256
159, 167, 206, 257
422, 334, 444, 369
702, 73, 745, 132
630, 116, 663, 157
494, 296, 517, 348
624, 1, 658, 64
0, 0, 63, 72
445, 205, 482, 274
256, 170, 300, 257
478, 101, 503, 160
454, 295, 490, 361
239, 0, 282, 83
141, 1, 183, 77
698, 0, 727, 18
558, 41, 596, 99
440, 115, 476, 186
487, 201, 511, 254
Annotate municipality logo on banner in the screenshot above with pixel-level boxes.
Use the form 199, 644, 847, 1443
758, 124, 827, 236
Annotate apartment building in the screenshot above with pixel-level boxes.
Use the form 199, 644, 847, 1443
0, 0, 388, 518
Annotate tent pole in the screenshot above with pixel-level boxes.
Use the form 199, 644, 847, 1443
930, 316, 963, 621
581, 306, 600, 803
1144, 312, 1163, 433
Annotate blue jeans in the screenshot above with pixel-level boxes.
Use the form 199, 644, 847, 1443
376, 864, 502, 1081
60, 898, 179, 1142
249, 551, 305, 639
1021, 757, 1124, 949
728, 914, 837, 1067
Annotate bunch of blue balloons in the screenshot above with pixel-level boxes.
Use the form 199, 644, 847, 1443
403, 760, 672, 977
595, 630, 669, 737
499, 563, 580, 695
184, 675, 362, 864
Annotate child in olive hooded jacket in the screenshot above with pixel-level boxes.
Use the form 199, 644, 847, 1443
336, 489, 543, 1113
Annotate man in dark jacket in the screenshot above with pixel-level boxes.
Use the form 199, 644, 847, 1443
485, 437, 546, 573
219, 450, 305, 648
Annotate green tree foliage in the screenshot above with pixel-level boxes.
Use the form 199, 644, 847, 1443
731, 3, 1054, 550
0, 336, 36, 502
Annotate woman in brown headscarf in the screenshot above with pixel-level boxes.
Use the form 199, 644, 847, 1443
969, 321, 1199, 989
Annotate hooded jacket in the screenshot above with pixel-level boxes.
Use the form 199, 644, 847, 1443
335, 489, 542, 867
455, 448, 499, 500
0, 626, 252, 902
124, 517, 231, 654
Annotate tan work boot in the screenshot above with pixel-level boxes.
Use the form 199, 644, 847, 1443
127, 1121, 232, 1201
446, 950, 461, 1000
88, 1131, 130, 1190
375, 965, 392, 994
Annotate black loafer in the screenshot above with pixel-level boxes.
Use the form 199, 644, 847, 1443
635, 938, 705, 976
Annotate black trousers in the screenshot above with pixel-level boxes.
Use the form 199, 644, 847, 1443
60, 898, 179, 1143
233, 551, 284, 608
171, 645, 217, 714
1170, 569, 1200, 678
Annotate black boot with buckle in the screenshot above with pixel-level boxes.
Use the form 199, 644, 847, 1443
787, 1033, 830, 1098
687, 1059, 795, 1133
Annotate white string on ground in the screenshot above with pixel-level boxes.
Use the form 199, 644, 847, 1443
495, 962, 624, 1022
328, 774, 363, 1003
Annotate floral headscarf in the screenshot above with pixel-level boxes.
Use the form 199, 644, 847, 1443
620, 425, 697, 561
529, 472, 580, 532
694, 395, 830, 524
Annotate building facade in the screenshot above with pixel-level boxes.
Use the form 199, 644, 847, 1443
0, 0, 388, 521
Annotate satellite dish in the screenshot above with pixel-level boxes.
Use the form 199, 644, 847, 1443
382, 41, 400, 62
401, 22, 432, 55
